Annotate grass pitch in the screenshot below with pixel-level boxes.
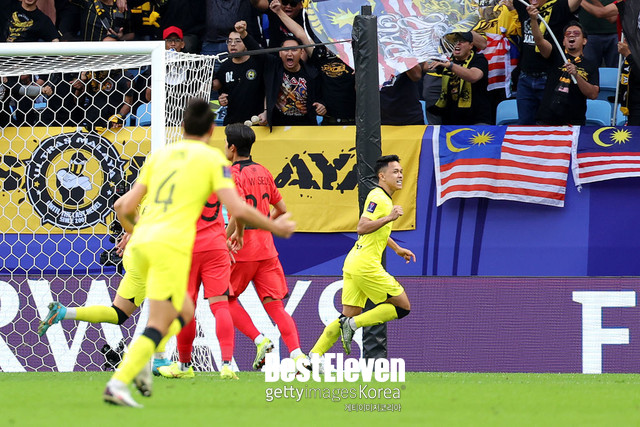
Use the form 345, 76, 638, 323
1, 372, 639, 426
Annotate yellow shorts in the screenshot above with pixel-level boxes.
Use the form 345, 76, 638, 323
116, 248, 147, 307
342, 269, 405, 308
122, 241, 190, 312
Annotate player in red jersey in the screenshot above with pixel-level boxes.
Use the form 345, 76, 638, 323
157, 191, 239, 380
225, 123, 307, 367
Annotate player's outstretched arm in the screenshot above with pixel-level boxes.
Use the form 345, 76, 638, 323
217, 187, 295, 238
356, 205, 403, 235
114, 183, 147, 234
387, 237, 416, 264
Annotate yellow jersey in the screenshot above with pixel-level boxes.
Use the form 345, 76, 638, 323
129, 139, 234, 254
343, 187, 394, 274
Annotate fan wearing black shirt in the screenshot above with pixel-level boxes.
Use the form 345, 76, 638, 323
5, 0, 60, 41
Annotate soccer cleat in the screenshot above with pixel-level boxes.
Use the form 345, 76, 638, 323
37, 302, 67, 336
339, 317, 355, 355
133, 359, 153, 397
220, 364, 239, 380
152, 357, 171, 376
253, 337, 274, 370
103, 379, 143, 408
157, 362, 195, 379
293, 353, 311, 375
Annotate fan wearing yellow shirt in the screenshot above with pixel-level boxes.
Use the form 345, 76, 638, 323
309, 155, 416, 359
103, 100, 295, 408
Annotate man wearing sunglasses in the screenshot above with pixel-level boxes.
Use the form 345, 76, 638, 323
267, 0, 313, 50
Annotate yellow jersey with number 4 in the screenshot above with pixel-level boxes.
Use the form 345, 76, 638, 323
129, 139, 234, 254
343, 186, 393, 274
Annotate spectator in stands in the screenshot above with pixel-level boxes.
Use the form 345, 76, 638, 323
513, 0, 583, 124
76, 0, 134, 41
269, 0, 355, 125
213, 24, 267, 125
427, 32, 492, 125
73, 70, 133, 130
266, 0, 311, 50
239, 25, 325, 126
532, 20, 599, 125
162, 0, 205, 53
4, 0, 61, 41
127, 0, 164, 41
202, 0, 267, 61
380, 66, 424, 126
579, 0, 618, 67
617, 40, 640, 125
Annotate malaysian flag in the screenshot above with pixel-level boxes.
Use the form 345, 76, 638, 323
571, 126, 640, 188
433, 126, 577, 207
483, 32, 518, 96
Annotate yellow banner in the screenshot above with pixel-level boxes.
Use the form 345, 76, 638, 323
1, 125, 421, 234
210, 125, 422, 232
0, 127, 150, 234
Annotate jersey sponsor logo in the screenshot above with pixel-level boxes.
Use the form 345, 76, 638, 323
246, 69, 257, 80
223, 165, 232, 178
366, 201, 377, 213
25, 132, 125, 229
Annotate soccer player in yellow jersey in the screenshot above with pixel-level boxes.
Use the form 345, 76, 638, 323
310, 155, 415, 359
102, 100, 295, 407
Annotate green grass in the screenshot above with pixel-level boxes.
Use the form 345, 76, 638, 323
1, 372, 639, 426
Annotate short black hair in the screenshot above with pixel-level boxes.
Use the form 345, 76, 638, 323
183, 99, 215, 136
563, 21, 588, 39
281, 35, 303, 47
375, 154, 400, 175
225, 123, 256, 157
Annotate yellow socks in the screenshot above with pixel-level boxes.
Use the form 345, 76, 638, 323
74, 306, 119, 324
353, 303, 398, 328
310, 319, 340, 356
112, 334, 156, 384
156, 319, 182, 354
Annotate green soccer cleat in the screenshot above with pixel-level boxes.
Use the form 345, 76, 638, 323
152, 357, 171, 376
339, 317, 355, 355
293, 353, 311, 375
38, 302, 67, 337
157, 362, 195, 379
103, 379, 142, 408
220, 364, 239, 380
253, 337, 274, 370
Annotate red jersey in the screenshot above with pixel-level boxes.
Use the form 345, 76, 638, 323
231, 159, 282, 261
193, 192, 227, 253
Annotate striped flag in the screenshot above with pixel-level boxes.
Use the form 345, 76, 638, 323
433, 126, 577, 207
571, 126, 640, 188
483, 32, 518, 96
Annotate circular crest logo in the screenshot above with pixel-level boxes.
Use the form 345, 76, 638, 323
246, 69, 257, 80
25, 132, 125, 229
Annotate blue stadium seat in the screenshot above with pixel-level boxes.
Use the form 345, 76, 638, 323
419, 100, 428, 125
585, 99, 612, 126
598, 67, 618, 102
615, 104, 627, 126
495, 99, 518, 125
135, 102, 152, 126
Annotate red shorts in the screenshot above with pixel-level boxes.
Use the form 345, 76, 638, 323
230, 256, 288, 301
188, 249, 232, 300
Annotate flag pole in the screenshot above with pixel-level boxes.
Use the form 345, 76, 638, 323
613, 33, 626, 126
516, 0, 577, 84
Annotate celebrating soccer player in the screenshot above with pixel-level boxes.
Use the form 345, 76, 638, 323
309, 155, 415, 360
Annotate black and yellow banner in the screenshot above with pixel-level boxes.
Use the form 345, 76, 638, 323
1, 125, 420, 234
210, 126, 422, 232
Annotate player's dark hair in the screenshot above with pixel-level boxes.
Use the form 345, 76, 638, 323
281, 35, 303, 47
183, 99, 215, 136
225, 123, 256, 157
563, 21, 587, 39
375, 154, 400, 175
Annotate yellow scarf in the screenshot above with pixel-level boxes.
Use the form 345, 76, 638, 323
435, 51, 475, 110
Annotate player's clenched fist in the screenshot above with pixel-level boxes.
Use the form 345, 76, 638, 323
388, 205, 403, 221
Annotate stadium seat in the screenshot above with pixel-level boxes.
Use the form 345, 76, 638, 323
135, 102, 152, 126
419, 100, 428, 125
598, 67, 618, 102
495, 99, 518, 125
585, 99, 612, 126
615, 104, 627, 126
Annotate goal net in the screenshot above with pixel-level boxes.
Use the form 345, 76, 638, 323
0, 41, 222, 372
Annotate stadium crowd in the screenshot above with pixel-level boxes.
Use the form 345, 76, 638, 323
0, 0, 637, 129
